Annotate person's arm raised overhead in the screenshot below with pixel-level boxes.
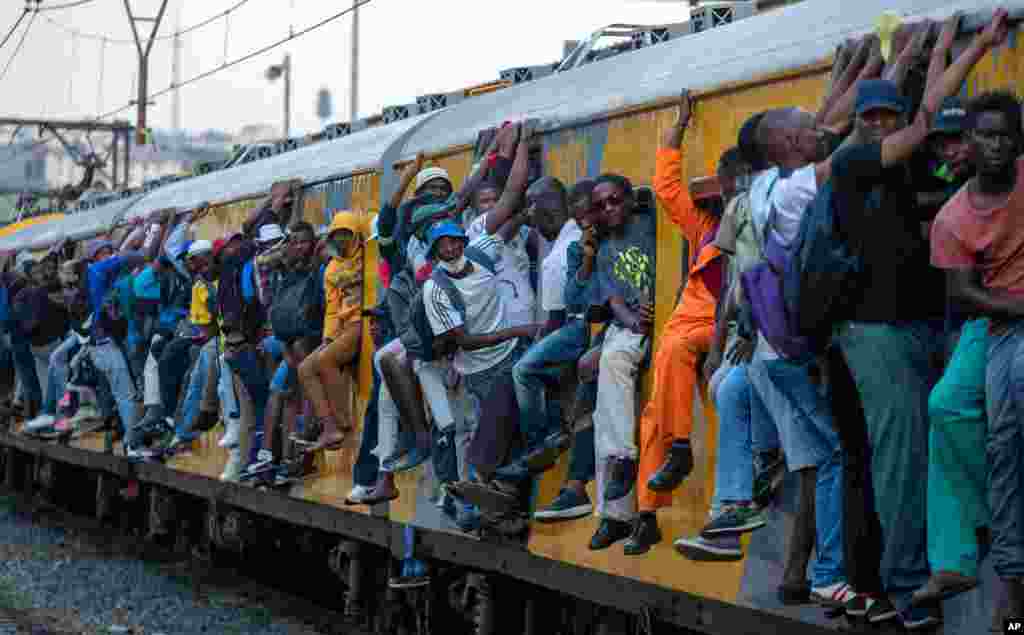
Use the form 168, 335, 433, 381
881, 8, 1008, 168
485, 122, 532, 236
455, 129, 504, 213
389, 152, 426, 212
883, 21, 932, 90
926, 13, 960, 96
817, 35, 872, 127
820, 35, 884, 131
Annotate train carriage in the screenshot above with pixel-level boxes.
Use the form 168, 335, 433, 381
0, 0, 1020, 632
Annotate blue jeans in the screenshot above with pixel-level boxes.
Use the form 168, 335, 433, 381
176, 342, 213, 441
352, 367, 381, 487
985, 321, 1024, 581
271, 360, 296, 393
90, 341, 141, 447
712, 365, 772, 506
749, 357, 844, 589
513, 320, 589, 449
225, 347, 270, 465
44, 334, 79, 416
11, 327, 40, 410
834, 320, 941, 601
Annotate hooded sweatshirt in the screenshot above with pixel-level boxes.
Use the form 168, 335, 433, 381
322, 211, 367, 341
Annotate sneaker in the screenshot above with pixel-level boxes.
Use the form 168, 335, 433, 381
23, 414, 56, 434
126, 445, 158, 461
534, 488, 592, 522
218, 418, 240, 448
700, 504, 767, 537
623, 514, 662, 556
911, 571, 979, 606
901, 604, 942, 630
810, 581, 857, 608
603, 458, 637, 502
386, 446, 430, 473
674, 534, 743, 562
864, 595, 899, 623
456, 505, 481, 534
220, 449, 243, 482
345, 484, 374, 505
646, 440, 694, 492
588, 518, 633, 551
68, 405, 101, 425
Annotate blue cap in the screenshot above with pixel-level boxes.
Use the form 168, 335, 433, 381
855, 79, 906, 116
426, 220, 467, 257
929, 96, 967, 137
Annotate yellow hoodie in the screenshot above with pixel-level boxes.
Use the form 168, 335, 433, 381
322, 211, 367, 340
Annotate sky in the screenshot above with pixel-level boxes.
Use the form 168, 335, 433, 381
3, 0, 693, 138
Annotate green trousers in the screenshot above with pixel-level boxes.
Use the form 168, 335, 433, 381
927, 318, 991, 577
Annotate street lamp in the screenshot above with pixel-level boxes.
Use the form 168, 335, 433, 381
266, 53, 291, 140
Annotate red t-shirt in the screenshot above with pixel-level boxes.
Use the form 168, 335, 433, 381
931, 159, 1024, 297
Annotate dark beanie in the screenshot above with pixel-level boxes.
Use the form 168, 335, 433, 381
738, 111, 768, 172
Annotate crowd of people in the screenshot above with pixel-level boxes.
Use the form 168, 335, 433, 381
0, 8, 1021, 631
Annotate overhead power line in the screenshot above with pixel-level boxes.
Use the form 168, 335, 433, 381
37, 0, 97, 11
96, 0, 376, 121
0, 9, 30, 52
41, 0, 253, 45
0, 9, 37, 84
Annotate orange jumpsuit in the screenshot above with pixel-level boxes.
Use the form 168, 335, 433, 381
637, 147, 723, 513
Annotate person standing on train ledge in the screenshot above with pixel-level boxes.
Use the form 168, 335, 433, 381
827, 13, 1007, 630
423, 221, 541, 536
530, 179, 604, 522
83, 213, 170, 461
297, 211, 367, 452
11, 252, 67, 424
585, 172, 657, 554
929, 90, 1024, 633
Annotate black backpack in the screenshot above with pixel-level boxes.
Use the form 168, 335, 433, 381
269, 267, 324, 343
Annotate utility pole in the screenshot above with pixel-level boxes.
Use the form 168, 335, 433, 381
172, 10, 182, 133
266, 54, 292, 139
350, 0, 359, 121
123, 0, 169, 147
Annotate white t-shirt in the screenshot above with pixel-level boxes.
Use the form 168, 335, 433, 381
467, 213, 536, 327
750, 164, 818, 246
541, 219, 582, 313
423, 234, 516, 376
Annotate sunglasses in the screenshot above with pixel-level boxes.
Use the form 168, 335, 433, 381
594, 194, 625, 210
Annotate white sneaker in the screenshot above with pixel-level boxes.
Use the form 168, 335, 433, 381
218, 419, 240, 448
126, 445, 157, 460
811, 581, 857, 608
23, 414, 56, 434
347, 485, 374, 504
220, 449, 243, 482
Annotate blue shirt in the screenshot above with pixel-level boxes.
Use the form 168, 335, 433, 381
87, 251, 145, 338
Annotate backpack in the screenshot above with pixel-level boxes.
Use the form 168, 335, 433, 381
784, 180, 862, 342
269, 266, 324, 343
405, 246, 497, 362
739, 175, 814, 360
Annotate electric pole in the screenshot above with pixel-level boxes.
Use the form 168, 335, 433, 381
123, 0, 169, 146
350, 0, 359, 121
172, 10, 182, 133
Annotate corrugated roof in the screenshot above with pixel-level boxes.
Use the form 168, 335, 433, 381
0, 195, 140, 252
398, 0, 1010, 158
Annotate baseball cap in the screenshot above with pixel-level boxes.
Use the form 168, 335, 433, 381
186, 239, 213, 259
929, 96, 967, 137
257, 224, 286, 244
414, 166, 452, 193
855, 79, 906, 116
86, 239, 114, 261
426, 220, 467, 257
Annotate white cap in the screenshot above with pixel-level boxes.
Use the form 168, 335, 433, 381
187, 239, 213, 258
257, 223, 286, 244
14, 251, 35, 275
414, 166, 451, 193
368, 216, 380, 241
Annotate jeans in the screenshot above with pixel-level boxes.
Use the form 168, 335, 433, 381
352, 366, 381, 488
513, 319, 589, 449
11, 327, 40, 410
835, 320, 941, 599
176, 341, 213, 441
159, 338, 196, 415
749, 357, 845, 588
271, 360, 296, 393
31, 340, 60, 414
225, 347, 270, 465
89, 341, 141, 447
43, 334, 79, 416
712, 364, 772, 505
928, 318, 990, 578
985, 320, 1024, 581
568, 424, 595, 484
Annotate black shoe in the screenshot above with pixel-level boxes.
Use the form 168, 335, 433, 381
604, 458, 637, 502
753, 450, 786, 508
647, 440, 693, 493
589, 518, 632, 550
623, 514, 661, 556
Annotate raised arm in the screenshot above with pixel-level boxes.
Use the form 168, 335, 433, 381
455, 131, 502, 213
484, 123, 532, 236
883, 21, 932, 90
816, 36, 873, 127
881, 8, 1008, 168
821, 36, 885, 131
927, 14, 960, 94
